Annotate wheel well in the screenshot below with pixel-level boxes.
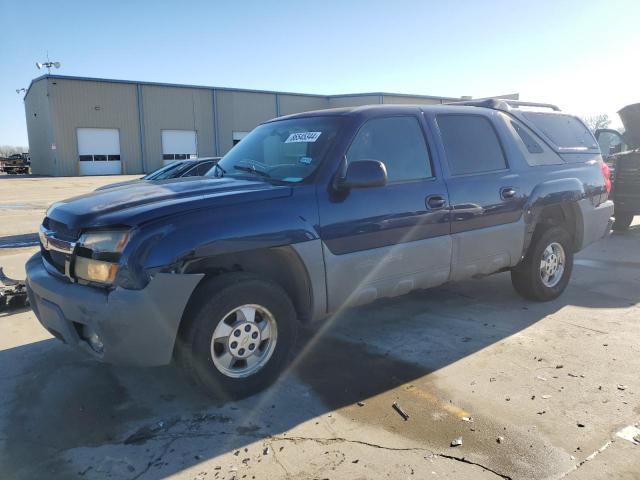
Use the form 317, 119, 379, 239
181, 246, 313, 323
532, 203, 581, 251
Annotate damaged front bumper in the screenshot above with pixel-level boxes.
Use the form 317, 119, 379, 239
26, 252, 203, 366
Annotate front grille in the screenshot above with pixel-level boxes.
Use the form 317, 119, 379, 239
40, 217, 78, 275
42, 217, 80, 242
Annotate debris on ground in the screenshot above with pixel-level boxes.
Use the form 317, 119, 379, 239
577, 422, 586, 428
497, 436, 504, 444
461, 416, 473, 422
392, 402, 410, 421
617, 385, 628, 391
262, 447, 269, 456
123, 418, 177, 445
536, 376, 547, 381
556, 365, 564, 369
356, 401, 365, 407
0, 267, 29, 311
450, 437, 463, 447
542, 395, 551, 399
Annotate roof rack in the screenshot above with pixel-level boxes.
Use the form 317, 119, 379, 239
449, 98, 561, 112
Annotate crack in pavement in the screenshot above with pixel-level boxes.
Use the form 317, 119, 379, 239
128, 438, 177, 480
557, 439, 613, 479
267, 436, 513, 480
113, 427, 512, 479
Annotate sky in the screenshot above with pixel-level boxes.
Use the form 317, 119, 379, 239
1, 0, 639, 146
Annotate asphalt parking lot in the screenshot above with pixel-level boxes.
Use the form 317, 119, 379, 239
1, 175, 639, 480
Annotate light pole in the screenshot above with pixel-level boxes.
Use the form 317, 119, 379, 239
36, 60, 61, 74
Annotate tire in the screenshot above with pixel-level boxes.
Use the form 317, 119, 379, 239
511, 226, 574, 302
178, 272, 298, 399
612, 213, 634, 232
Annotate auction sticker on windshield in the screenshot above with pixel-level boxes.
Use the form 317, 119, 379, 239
285, 132, 322, 143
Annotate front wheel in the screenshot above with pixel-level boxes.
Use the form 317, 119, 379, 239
178, 273, 298, 399
511, 226, 574, 302
612, 213, 634, 232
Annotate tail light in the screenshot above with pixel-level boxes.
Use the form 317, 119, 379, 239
600, 160, 612, 196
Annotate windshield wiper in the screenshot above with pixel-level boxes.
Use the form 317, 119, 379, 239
233, 164, 271, 178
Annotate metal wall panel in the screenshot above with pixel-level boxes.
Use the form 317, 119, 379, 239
141, 85, 215, 172
215, 90, 277, 154
24, 79, 55, 175
381, 95, 443, 105
277, 94, 328, 117
327, 95, 381, 108
47, 79, 141, 176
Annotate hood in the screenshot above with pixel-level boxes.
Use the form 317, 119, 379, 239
47, 176, 292, 230
619, 103, 640, 148
95, 178, 143, 191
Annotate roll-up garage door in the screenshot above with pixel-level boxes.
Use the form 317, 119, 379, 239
77, 128, 122, 175
162, 130, 197, 165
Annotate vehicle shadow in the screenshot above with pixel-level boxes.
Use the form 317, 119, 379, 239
0, 233, 39, 249
1, 231, 638, 479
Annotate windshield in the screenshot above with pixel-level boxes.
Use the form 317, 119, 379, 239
209, 116, 343, 183
144, 161, 192, 180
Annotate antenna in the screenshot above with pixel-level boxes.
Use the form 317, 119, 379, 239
16, 88, 26, 94
35, 58, 61, 74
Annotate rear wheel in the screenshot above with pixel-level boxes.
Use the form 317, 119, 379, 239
178, 273, 298, 399
612, 213, 634, 232
511, 226, 574, 301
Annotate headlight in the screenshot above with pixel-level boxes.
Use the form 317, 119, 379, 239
74, 229, 130, 285
78, 229, 130, 253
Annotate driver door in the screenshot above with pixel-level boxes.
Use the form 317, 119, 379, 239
595, 128, 627, 164
317, 115, 451, 312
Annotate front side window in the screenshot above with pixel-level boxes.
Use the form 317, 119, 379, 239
346, 116, 432, 182
144, 161, 184, 180
196, 162, 214, 175
210, 116, 343, 183
437, 114, 507, 175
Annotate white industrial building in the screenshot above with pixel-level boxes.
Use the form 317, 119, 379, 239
23, 74, 518, 176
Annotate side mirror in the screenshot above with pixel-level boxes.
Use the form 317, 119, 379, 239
334, 160, 387, 190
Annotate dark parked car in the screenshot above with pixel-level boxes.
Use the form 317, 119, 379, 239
27, 100, 613, 398
595, 103, 640, 231
96, 157, 220, 190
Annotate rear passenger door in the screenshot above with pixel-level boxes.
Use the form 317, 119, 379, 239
318, 115, 451, 311
433, 112, 525, 280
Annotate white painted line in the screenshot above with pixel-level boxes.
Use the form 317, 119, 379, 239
616, 425, 640, 445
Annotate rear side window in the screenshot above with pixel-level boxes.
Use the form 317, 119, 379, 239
347, 116, 432, 182
511, 121, 543, 154
522, 112, 597, 150
437, 114, 507, 175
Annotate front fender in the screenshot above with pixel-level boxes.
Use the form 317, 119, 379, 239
118, 188, 320, 289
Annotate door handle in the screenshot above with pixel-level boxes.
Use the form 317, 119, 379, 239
500, 187, 517, 200
426, 195, 447, 210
